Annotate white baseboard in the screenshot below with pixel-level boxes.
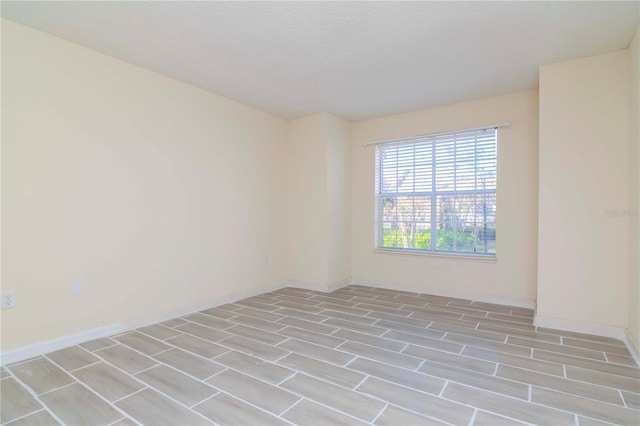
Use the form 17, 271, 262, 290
286, 280, 326, 292
0, 281, 289, 366
533, 315, 627, 341
350, 278, 536, 309
327, 278, 352, 292
625, 329, 640, 366
287, 278, 352, 293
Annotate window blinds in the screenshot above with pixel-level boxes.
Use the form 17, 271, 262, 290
375, 127, 497, 255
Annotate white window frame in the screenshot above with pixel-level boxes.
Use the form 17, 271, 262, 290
372, 125, 503, 258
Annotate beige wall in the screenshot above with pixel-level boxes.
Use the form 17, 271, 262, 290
286, 114, 330, 286
1, 20, 289, 351
286, 112, 351, 289
538, 50, 630, 328
3, 18, 637, 355
629, 24, 640, 350
325, 115, 351, 286
350, 91, 539, 303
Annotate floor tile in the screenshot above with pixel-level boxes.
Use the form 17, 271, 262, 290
351, 297, 405, 309
333, 329, 406, 352
273, 308, 328, 323
165, 334, 230, 359
175, 322, 233, 342
323, 317, 387, 336
218, 335, 289, 361
40, 383, 121, 426
419, 360, 528, 399
275, 296, 322, 307
375, 319, 449, 339
445, 333, 532, 357
278, 353, 365, 388
411, 303, 483, 318
109, 417, 138, 426
374, 405, 447, 425
114, 332, 170, 356
406, 301, 479, 317
368, 312, 432, 328
275, 300, 326, 313
153, 348, 225, 380
278, 326, 346, 348
479, 323, 562, 343
408, 311, 478, 328
605, 352, 638, 367
622, 391, 640, 410
281, 373, 385, 422
338, 340, 422, 369
462, 314, 536, 331
282, 399, 369, 426
225, 324, 287, 345
116, 388, 212, 425
497, 364, 624, 405
442, 382, 575, 425
357, 377, 473, 425
462, 345, 564, 376
535, 350, 640, 379
383, 295, 428, 308
317, 303, 371, 316
347, 357, 444, 394
136, 324, 182, 340
71, 362, 144, 402
79, 338, 116, 352
236, 299, 281, 312
562, 337, 632, 356
309, 295, 358, 306
508, 336, 607, 361
9, 357, 75, 394
234, 307, 286, 322
95, 344, 158, 375
531, 386, 639, 425
382, 329, 461, 353
216, 350, 294, 384
0, 378, 43, 423
472, 410, 528, 425
537, 328, 629, 347
161, 318, 189, 328
277, 339, 355, 366
216, 303, 243, 311
46, 346, 99, 371
277, 316, 339, 335
577, 415, 619, 426
3, 285, 637, 426
184, 313, 234, 330
318, 309, 379, 325
194, 392, 288, 425
429, 322, 507, 342
135, 365, 217, 406
405, 344, 496, 374
199, 307, 239, 320
207, 369, 299, 415
4, 409, 60, 426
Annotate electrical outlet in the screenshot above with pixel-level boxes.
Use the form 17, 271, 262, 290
1, 291, 16, 309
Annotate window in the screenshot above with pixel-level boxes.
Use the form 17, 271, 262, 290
375, 127, 497, 256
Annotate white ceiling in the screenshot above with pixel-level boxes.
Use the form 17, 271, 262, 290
2, 1, 639, 120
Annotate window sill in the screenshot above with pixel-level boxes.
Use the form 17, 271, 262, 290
372, 248, 497, 263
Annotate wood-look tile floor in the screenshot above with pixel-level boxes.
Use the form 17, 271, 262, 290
2, 285, 639, 425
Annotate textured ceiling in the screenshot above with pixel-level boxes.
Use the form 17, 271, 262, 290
2, 1, 639, 120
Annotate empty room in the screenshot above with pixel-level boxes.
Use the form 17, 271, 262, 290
1, 1, 639, 425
